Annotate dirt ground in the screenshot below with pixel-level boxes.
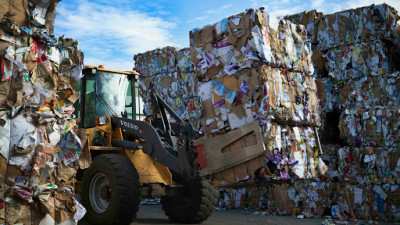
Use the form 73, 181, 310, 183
132, 205, 400, 225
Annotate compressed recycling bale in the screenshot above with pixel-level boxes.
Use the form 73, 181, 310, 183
286, 4, 399, 51
212, 3, 400, 223
199, 64, 320, 135
0, 5, 87, 223
319, 71, 400, 115
339, 108, 400, 147
321, 41, 399, 80
190, 9, 313, 79
136, 47, 201, 129
134, 46, 177, 76
134, 9, 323, 186
210, 120, 325, 185
287, 3, 400, 150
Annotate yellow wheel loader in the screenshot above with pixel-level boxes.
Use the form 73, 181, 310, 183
75, 66, 217, 225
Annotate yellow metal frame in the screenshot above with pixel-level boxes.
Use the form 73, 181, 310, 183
120, 150, 173, 185
84, 65, 139, 76
86, 116, 173, 186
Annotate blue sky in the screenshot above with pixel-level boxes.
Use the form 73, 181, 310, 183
54, 0, 400, 71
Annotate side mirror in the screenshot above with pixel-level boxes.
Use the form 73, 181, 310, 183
122, 111, 128, 118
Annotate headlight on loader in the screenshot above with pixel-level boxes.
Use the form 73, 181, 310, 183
95, 116, 107, 126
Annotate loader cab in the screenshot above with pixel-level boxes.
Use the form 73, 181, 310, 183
75, 66, 145, 128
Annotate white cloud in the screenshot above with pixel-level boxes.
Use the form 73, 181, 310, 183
250, 0, 259, 7
270, 6, 304, 17
192, 15, 208, 22
251, 0, 291, 6
311, 0, 325, 8
247, 0, 305, 17
84, 57, 134, 72
206, 4, 232, 14
55, 1, 177, 71
190, 4, 233, 22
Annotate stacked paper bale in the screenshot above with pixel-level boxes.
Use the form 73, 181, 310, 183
286, 4, 400, 146
135, 47, 202, 129
0, 1, 88, 224
287, 4, 398, 51
321, 145, 400, 221
189, 9, 326, 183
216, 163, 400, 220
214, 143, 400, 221
285, 3, 400, 221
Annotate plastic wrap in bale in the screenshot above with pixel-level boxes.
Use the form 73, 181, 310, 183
9, 109, 38, 171
0, 108, 11, 160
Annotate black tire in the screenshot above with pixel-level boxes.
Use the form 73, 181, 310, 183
161, 179, 217, 224
81, 154, 140, 225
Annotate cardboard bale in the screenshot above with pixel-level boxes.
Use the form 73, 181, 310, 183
190, 9, 314, 79
258, 65, 320, 126
142, 8, 319, 186
285, 4, 399, 50
217, 169, 400, 220
136, 47, 201, 128
323, 41, 398, 81
135, 10, 322, 188
0, 0, 61, 30
199, 65, 320, 135
0, 0, 29, 27
1, 107, 85, 223
0, 6, 87, 223
134, 46, 178, 76
187, 11, 321, 136
211, 120, 325, 184
339, 108, 400, 147
261, 4, 400, 222
270, 183, 294, 214
320, 71, 400, 114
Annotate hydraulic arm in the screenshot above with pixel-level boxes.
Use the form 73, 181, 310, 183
111, 91, 198, 179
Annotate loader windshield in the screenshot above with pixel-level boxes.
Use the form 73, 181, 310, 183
84, 71, 129, 127
95, 71, 129, 116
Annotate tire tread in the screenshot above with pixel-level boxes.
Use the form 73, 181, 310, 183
161, 179, 216, 224
81, 154, 140, 225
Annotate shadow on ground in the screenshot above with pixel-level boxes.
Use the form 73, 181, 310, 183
132, 218, 175, 224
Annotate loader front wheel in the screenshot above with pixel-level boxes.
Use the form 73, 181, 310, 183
81, 154, 140, 225
161, 179, 217, 223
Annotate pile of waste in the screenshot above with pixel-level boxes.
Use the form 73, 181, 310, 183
136, 8, 327, 186
286, 4, 400, 220
136, 3, 400, 222
286, 4, 400, 146
211, 3, 400, 222
216, 144, 400, 221
189, 9, 324, 185
208, 3, 400, 223
0, 0, 88, 224
134, 47, 202, 128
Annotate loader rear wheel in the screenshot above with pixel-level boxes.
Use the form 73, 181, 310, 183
81, 154, 140, 225
161, 179, 217, 223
